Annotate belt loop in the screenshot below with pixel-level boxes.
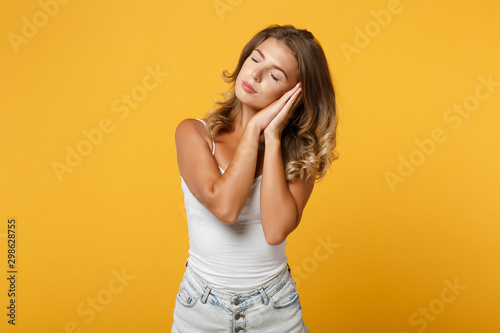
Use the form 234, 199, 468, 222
201, 286, 211, 304
258, 287, 269, 305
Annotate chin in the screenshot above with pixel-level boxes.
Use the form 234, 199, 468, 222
238, 97, 267, 112
235, 89, 257, 110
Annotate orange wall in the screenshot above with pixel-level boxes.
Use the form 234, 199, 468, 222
1, 1, 499, 332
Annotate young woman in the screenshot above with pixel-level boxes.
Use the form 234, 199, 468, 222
172, 24, 338, 333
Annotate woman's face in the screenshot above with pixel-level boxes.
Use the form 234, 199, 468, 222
235, 37, 300, 111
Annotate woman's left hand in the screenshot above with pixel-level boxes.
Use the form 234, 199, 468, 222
263, 83, 302, 141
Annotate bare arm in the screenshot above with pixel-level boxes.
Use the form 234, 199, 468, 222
176, 83, 304, 225
260, 136, 314, 245
175, 118, 261, 224
260, 83, 315, 245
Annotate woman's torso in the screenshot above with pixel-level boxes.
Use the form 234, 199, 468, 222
180, 119, 287, 293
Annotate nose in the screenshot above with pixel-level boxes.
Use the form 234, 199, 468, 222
251, 68, 262, 83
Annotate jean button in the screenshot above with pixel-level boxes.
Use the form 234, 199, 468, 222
235, 313, 244, 320
235, 327, 244, 332
234, 299, 242, 305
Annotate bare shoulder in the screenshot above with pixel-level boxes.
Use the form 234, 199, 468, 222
288, 176, 315, 205
176, 118, 211, 145
289, 175, 314, 191
175, 118, 221, 200
175, 118, 205, 139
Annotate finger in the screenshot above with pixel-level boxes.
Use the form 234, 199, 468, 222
257, 83, 302, 130
277, 82, 302, 104
283, 87, 302, 112
285, 82, 302, 99
289, 89, 303, 112
273, 88, 302, 126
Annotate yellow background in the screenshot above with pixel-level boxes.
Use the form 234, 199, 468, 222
1, 0, 499, 332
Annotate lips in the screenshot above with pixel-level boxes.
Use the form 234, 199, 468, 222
242, 81, 257, 94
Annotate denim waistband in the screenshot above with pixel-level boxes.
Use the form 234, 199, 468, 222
182, 264, 293, 308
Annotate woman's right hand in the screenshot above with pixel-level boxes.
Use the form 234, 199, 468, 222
250, 82, 302, 132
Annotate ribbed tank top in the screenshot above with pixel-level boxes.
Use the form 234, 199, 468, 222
180, 119, 288, 293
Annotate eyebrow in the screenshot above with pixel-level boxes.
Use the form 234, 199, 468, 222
255, 48, 288, 80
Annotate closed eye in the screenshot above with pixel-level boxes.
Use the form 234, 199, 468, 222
251, 52, 280, 81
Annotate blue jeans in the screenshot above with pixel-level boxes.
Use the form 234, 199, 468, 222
171, 264, 309, 333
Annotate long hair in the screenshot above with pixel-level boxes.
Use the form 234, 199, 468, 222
204, 24, 339, 183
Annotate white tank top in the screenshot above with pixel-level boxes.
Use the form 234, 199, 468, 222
180, 119, 288, 293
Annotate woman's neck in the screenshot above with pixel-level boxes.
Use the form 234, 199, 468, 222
233, 103, 258, 132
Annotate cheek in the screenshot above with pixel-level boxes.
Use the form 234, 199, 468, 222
257, 92, 281, 109
264, 86, 290, 103
239, 59, 254, 77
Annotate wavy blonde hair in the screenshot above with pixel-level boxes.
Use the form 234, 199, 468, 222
204, 24, 338, 183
